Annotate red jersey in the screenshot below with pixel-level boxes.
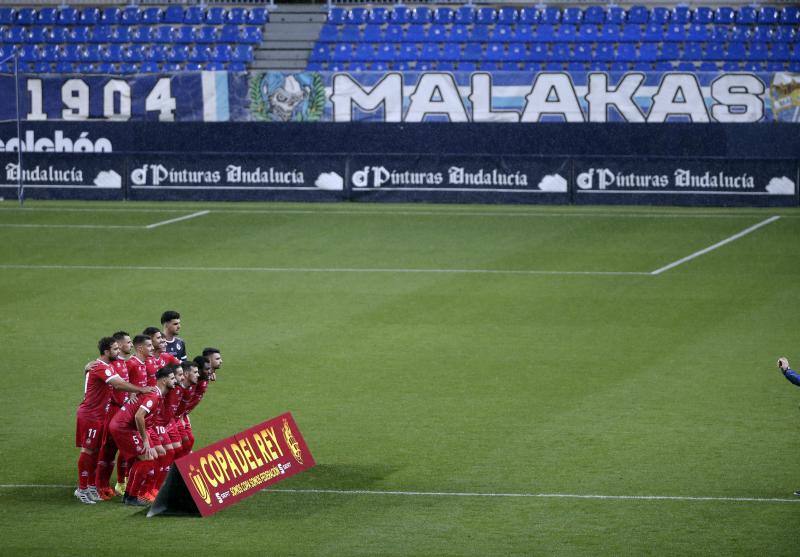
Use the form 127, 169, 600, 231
126, 356, 148, 388
175, 383, 195, 419
156, 352, 181, 368
110, 389, 163, 432
144, 355, 160, 387
185, 379, 209, 415
155, 384, 183, 426
77, 359, 120, 422
110, 357, 130, 406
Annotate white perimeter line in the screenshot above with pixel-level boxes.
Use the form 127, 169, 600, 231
145, 210, 210, 229
0, 484, 797, 503
0, 264, 649, 276
0, 224, 141, 229
650, 216, 782, 276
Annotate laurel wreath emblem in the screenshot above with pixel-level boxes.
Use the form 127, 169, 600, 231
248, 72, 326, 122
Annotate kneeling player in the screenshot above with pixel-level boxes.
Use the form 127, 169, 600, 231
109, 366, 177, 506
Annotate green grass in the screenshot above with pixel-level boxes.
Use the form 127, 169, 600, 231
1, 201, 799, 556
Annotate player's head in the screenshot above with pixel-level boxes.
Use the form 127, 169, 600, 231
143, 326, 165, 352
133, 334, 154, 357
112, 331, 132, 356
181, 361, 199, 385
202, 347, 222, 370
98, 336, 120, 360
156, 364, 177, 390
194, 355, 211, 380
160, 311, 181, 336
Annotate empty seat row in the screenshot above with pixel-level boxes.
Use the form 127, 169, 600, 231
0, 25, 262, 44
0, 7, 268, 26
1, 43, 254, 63
329, 6, 800, 26
312, 41, 799, 63
319, 23, 799, 44
1, 61, 248, 74
309, 59, 800, 73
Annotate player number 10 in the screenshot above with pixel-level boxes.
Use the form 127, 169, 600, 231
25, 78, 177, 121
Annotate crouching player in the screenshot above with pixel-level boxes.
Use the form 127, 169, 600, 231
150, 363, 188, 493
109, 365, 177, 506
75, 337, 156, 505
172, 360, 199, 460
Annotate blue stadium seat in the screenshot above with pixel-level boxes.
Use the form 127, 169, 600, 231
37, 8, 57, 25
736, 7, 757, 25
470, 25, 489, 42
433, 8, 453, 24
318, 24, 337, 42
373, 43, 395, 62
508, 43, 525, 61
55, 61, 75, 73
463, 42, 483, 60
633, 61, 654, 71
60, 44, 81, 62
82, 44, 102, 62
194, 26, 217, 44
232, 44, 253, 62
308, 43, 328, 62
725, 43, 747, 60
485, 43, 505, 61
362, 25, 381, 43
559, 25, 578, 42
772, 27, 796, 43
536, 24, 557, 42
497, 7, 519, 25
491, 25, 512, 42
638, 43, 658, 62
710, 26, 729, 43
766, 61, 785, 71
163, 6, 184, 24
117, 62, 137, 74
419, 43, 440, 61
33, 61, 51, 73
121, 7, 141, 25
188, 46, 209, 63
699, 61, 718, 71
511, 25, 533, 42
455, 7, 475, 24
404, 24, 425, 42
140, 61, 160, 73
382, 24, 402, 42
352, 44, 373, 61
241, 26, 263, 44
89, 25, 112, 43
168, 45, 189, 63
616, 43, 637, 62
751, 26, 770, 43
459, 62, 477, 71
124, 44, 146, 62
643, 24, 664, 42
228, 8, 247, 25
475, 8, 497, 25
27, 26, 48, 44
338, 25, 358, 42
714, 7, 735, 24
622, 24, 643, 42
441, 43, 460, 61
671, 6, 691, 24
347, 8, 367, 25
367, 7, 388, 25
331, 43, 349, 61
16, 8, 36, 25
0, 8, 14, 25
249, 8, 268, 24
327, 8, 346, 24
411, 7, 432, 24
658, 43, 679, 60
599, 24, 621, 42
529, 43, 548, 61
70, 26, 91, 43
562, 7, 582, 25
578, 25, 599, 42
172, 26, 193, 44
758, 7, 779, 25
141, 7, 162, 25
606, 7, 625, 24
704, 43, 725, 60
728, 26, 749, 43
627, 6, 649, 24
162, 62, 182, 72
582, 6, 603, 24
147, 45, 168, 62
229, 62, 247, 72
149, 26, 173, 43
130, 27, 151, 44
681, 43, 703, 60
101, 8, 121, 25
693, 7, 713, 24
665, 24, 687, 42
687, 24, 711, 42
391, 7, 411, 24
747, 43, 769, 61
206, 8, 227, 25
41, 44, 59, 61
769, 43, 791, 61
398, 43, 419, 62
650, 7, 670, 23
204, 62, 225, 71
184, 7, 204, 25
540, 7, 560, 24
8, 27, 27, 43
782, 7, 800, 24
436, 61, 454, 70
573, 43, 592, 61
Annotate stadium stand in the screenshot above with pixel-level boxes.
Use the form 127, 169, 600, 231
0, 5, 268, 73
309, 4, 800, 73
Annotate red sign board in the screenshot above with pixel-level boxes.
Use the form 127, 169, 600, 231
173, 412, 315, 516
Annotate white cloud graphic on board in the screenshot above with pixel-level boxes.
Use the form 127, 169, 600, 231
765, 176, 795, 195
537, 173, 567, 192
315, 171, 344, 191
93, 170, 121, 188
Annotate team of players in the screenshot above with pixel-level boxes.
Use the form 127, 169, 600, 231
74, 311, 223, 506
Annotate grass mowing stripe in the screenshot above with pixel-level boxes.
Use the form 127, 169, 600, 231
650, 215, 781, 275
2, 485, 797, 504
0, 263, 651, 276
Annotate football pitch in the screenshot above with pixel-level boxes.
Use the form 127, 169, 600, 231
1, 200, 799, 556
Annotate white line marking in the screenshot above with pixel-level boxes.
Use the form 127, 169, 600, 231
650, 216, 781, 276
1, 484, 797, 503
0, 263, 650, 276
145, 210, 210, 229
0, 224, 141, 229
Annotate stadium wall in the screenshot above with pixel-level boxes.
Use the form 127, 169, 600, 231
0, 121, 797, 206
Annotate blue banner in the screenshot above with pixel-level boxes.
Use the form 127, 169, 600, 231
0, 71, 798, 124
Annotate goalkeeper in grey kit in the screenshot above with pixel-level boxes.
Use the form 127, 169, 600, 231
777, 357, 800, 496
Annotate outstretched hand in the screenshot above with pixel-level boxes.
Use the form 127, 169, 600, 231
778, 357, 790, 372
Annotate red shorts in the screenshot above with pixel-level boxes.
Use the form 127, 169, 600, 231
167, 422, 182, 445
149, 426, 168, 447
109, 425, 146, 459
76, 416, 105, 450
183, 415, 192, 434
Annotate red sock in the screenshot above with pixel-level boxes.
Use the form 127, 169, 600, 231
183, 432, 195, 454
78, 452, 97, 490
155, 450, 175, 489
141, 459, 157, 494
95, 443, 116, 489
116, 454, 129, 485
127, 460, 154, 498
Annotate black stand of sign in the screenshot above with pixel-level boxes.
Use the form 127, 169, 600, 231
147, 467, 201, 517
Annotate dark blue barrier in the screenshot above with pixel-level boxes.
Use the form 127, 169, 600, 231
0, 122, 796, 206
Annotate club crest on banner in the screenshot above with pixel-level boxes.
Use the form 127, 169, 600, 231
248, 72, 326, 122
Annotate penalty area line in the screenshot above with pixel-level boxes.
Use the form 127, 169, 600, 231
145, 210, 210, 229
0, 484, 797, 503
650, 215, 781, 276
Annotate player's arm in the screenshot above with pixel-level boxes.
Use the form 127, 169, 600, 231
108, 376, 158, 395
777, 358, 800, 387
134, 407, 156, 459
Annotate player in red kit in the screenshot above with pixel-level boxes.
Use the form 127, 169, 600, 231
75, 337, 156, 505
179, 356, 212, 455
109, 365, 177, 506
149, 364, 186, 496
174, 360, 200, 458
94, 331, 133, 500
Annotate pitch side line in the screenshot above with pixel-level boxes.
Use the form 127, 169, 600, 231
0, 263, 650, 276
650, 216, 781, 276
0, 484, 797, 504
145, 210, 210, 229
0, 224, 141, 229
